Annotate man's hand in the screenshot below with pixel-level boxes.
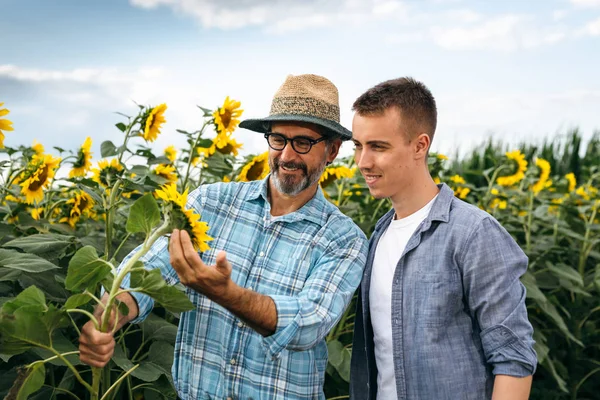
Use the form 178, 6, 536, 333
169, 229, 234, 303
79, 292, 138, 368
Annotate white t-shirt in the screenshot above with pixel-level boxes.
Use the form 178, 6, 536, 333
369, 196, 437, 399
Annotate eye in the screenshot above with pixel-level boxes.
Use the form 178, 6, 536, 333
294, 138, 311, 150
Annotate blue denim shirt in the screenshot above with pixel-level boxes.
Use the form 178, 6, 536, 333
350, 184, 537, 400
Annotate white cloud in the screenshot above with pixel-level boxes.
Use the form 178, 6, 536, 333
577, 16, 600, 36
129, 0, 411, 31
570, 0, 600, 7
430, 14, 567, 51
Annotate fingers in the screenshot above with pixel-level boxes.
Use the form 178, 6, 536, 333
79, 320, 116, 368
215, 251, 232, 277
179, 230, 204, 267
169, 229, 193, 282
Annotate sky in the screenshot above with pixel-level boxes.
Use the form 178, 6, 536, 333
2, 0, 600, 161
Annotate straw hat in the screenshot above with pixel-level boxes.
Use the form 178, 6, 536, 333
239, 74, 352, 140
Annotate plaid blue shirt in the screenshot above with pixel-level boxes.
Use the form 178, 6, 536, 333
118, 177, 368, 399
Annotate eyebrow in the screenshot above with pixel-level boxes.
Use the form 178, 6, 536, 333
353, 139, 391, 147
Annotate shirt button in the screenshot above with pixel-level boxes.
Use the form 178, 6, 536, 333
230, 358, 236, 365
248, 286, 253, 291
395, 279, 399, 285
395, 318, 399, 325
227, 397, 233, 400
237, 321, 244, 328
259, 251, 265, 257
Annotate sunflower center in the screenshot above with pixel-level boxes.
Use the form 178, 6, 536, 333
247, 160, 266, 181
218, 143, 234, 155
221, 110, 232, 128
28, 165, 50, 191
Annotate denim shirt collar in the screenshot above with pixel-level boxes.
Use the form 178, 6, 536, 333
373, 183, 453, 235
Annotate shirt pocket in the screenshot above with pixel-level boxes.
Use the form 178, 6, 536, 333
256, 258, 311, 296
414, 271, 462, 327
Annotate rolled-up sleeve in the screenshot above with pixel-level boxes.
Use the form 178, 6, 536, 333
262, 233, 368, 359
460, 217, 537, 376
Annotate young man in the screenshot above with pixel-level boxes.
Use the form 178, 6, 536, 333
349, 77, 537, 400
79, 74, 368, 400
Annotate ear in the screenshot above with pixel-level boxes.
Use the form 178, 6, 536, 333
326, 138, 342, 164
414, 133, 430, 160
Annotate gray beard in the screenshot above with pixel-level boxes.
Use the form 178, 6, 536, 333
269, 157, 327, 196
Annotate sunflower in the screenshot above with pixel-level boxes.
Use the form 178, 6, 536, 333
69, 136, 93, 178
449, 175, 470, 199
489, 198, 507, 210
237, 152, 270, 182
565, 173, 576, 192
19, 154, 61, 204
319, 165, 355, 188
436, 153, 448, 160
213, 97, 243, 135
30, 207, 44, 220
0, 102, 14, 148
164, 145, 177, 163
531, 158, 551, 194
142, 104, 167, 142
497, 150, 528, 187
92, 159, 124, 187
59, 191, 95, 227
153, 164, 178, 183
155, 184, 212, 252
32, 140, 44, 155
214, 132, 243, 156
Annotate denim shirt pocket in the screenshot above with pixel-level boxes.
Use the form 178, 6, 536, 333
414, 271, 462, 327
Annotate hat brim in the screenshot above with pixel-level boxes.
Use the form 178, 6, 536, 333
239, 114, 352, 141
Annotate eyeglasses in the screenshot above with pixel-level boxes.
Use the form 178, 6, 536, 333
264, 132, 327, 154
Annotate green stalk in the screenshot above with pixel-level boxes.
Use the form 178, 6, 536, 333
91, 216, 172, 400
578, 204, 597, 279
181, 122, 209, 191
525, 190, 534, 254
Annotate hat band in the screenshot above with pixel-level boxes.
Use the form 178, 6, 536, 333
270, 97, 340, 123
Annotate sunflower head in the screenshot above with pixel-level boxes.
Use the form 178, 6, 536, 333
565, 173, 577, 193
69, 137, 93, 178
213, 97, 243, 135
92, 159, 124, 187
164, 145, 177, 163
19, 154, 62, 204
497, 150, 528, 187
155, 184, 213, 252
153, 164, 178, 183
531, 158, 552, 194
32, 140, 45, 155
0, 102, 15, 149
319, 165, 355, 188
141, 104, 167, 142
238, 152, 270, 182
214, 132, 243, 157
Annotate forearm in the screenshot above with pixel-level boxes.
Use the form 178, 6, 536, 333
492, 375, 532, 400
218, 283, 277, 336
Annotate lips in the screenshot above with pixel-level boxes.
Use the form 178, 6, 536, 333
362, 172, 382, 186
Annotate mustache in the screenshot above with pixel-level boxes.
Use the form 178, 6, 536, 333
274, 158, 307, 174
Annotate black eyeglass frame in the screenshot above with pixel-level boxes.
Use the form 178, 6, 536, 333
264, 132, 327, 154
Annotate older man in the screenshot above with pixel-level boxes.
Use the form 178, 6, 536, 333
79, 74, 368, 400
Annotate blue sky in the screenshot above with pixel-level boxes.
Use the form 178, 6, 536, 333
2, 0, 600, 160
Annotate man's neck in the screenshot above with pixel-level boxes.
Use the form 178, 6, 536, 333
267, 178, 318, 216
391, 175, 439, 220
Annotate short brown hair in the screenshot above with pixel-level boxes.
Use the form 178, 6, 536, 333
352, 77, 437, 141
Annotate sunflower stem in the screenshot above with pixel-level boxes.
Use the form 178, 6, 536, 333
182, 121, 209, 191
92, 215, 171, 400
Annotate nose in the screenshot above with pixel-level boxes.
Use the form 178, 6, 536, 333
279, 140, 300, 162
355, 148, 372, 170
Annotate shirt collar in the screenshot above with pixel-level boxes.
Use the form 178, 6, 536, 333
374, 183, 453, 233
245, 174, 329, 227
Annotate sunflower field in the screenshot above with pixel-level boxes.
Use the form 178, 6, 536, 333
0, 99, 599, 399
